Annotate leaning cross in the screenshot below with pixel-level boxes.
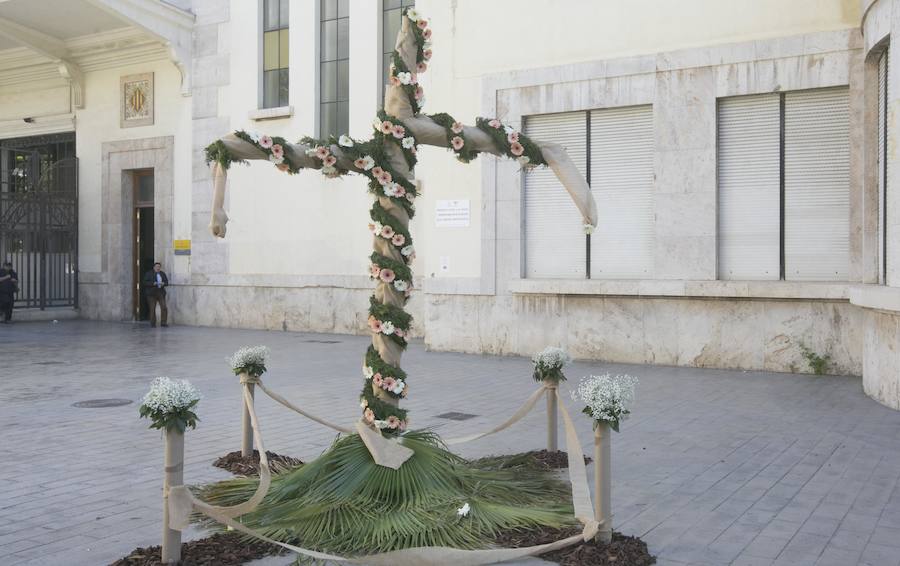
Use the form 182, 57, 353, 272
204, 9, 597, 434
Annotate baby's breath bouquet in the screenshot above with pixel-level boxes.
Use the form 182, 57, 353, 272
139, 376, 201, 432
229, 345, 270, 377
574, 373, 637, 432
532, 346, 572, 383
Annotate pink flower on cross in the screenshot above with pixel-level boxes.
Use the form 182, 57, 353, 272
314, 146, 329, 159
354, 158, 368, 169
451, 122, 464, 134
392, 125, 406, 139
416, 62, 427, 73
389, 75, 401, 87
387, 415, 400, 429
451, 136, 465, 151
423, 49, 433, 60
414, 86, 424, 100
377, 170, 393, 185
381, 121, 394, 134
381, 225, 395, 239
323, 155, 337, 167
372, 374, 383, 387
364, 408, 375, 423
379, 269, 396, 283
488, 119, 502, 129
369, 264, 381, 278
417, 19, 428, 30
382, 377, 396, 391
509, 142, 525, 156
423, 28, 432, 39
372, 166, 384, 177
259, 135, 274, 149
507, 132, 520, 143
271, 144, 284, 158
392, 234, 406, 246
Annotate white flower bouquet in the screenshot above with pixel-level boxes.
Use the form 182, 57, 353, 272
139, 376, 201, 432
532, 346, 572, 383
228, 345, 270, 377
573, 373, 637, 432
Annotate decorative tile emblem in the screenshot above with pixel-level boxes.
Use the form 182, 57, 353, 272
120, 73, 154, 128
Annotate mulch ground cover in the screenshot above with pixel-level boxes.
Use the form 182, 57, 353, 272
115, 449, 653, 565
496, 526, 656, 566
212, 449, 303, 476
109, 532, 281, 566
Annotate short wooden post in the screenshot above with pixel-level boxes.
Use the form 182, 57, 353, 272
162, 429, 184, 564
593, 422, 612, 544
240, 375, 255, 458
546, 385, 558, 452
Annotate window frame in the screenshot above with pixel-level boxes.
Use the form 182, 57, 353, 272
260, 0, 290, 110
319, 0, 350, 138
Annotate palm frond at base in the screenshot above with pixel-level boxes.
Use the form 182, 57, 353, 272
195, 430, 577, 556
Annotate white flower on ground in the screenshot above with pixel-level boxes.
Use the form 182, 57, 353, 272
381, 321, 396, 335
457, 503, 471, 517
141, 377, 201, 414
339, 134, 354, 147
393, 280, 408, 292
401, 136, 416, 149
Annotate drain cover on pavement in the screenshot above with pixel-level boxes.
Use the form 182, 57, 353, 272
435, 411, 478, 421
303, 339, 340, 344
34, 361, 65, 365
72, 399, 133, 408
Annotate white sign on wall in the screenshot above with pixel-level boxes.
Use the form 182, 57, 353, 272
435, 199, 470, 228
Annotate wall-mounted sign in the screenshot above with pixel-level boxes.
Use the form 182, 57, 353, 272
121, 72, 154, 128
174, 239, 191, 256
435, 199, 470, 228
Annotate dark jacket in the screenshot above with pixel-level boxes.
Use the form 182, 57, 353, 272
0, 269, 17, 296
143, 270, 169, 297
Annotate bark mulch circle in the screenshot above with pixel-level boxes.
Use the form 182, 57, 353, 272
212, 449, 303, 476
109, 532, 281, 566
496, 526, 656, 565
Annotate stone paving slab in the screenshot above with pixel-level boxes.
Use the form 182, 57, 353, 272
1, 320, 900, 565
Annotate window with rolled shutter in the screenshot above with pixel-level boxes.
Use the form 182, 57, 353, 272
523, 112, 587, 278
717, 94, 781, 280
784, 87, 850, 281
590, 105, 654, 278
717, 88, 850, 282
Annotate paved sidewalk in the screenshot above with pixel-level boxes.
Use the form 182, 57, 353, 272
1, 320, 900, 566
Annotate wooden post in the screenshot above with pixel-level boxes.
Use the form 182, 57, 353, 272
241, 377, 255, 458
593, 422, 612, 544
162, 428, 184, 564
546, 385, 558, 452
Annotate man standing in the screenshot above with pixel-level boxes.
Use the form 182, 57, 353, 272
143, 262, 169, 327
0, 261, 18, 324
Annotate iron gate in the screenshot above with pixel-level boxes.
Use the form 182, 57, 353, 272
0, 138, 78, 310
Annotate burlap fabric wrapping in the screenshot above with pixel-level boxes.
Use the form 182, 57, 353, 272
168, 383, 601, 565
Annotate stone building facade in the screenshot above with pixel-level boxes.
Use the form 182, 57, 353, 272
1, 0, 900, 410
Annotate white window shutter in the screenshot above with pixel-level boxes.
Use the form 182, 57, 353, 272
589, 105, 655, 278
784, 87, 850, 281
523, 112, 587, 278
717, 94, 781, 280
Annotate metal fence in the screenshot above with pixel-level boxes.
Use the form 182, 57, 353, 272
0, 145, 78, 309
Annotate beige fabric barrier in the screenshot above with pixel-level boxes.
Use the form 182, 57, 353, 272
254, 378, 354, 434
168, 384, 602, 565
